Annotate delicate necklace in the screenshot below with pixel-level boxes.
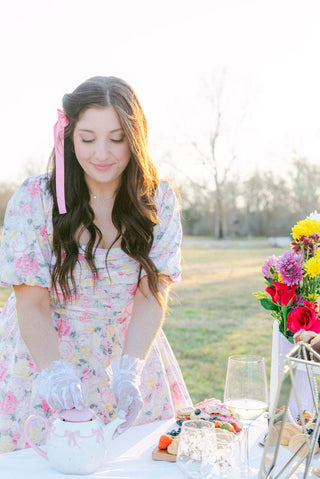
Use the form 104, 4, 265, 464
91, 193, 115, 200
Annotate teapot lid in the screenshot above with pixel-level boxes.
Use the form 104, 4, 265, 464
61, 407, 95, 423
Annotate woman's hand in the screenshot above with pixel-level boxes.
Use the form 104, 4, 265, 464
110, 354, 145, 434
35, 359, 86, 411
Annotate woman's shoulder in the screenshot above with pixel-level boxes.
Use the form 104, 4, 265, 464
13, 174, 50, 200
154, 180, 180, 210
7, 173, 52, 213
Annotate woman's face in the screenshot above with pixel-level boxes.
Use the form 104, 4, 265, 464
73, 106, 131, 192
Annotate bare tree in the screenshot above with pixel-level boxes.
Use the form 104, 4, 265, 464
189, 72, 245, 238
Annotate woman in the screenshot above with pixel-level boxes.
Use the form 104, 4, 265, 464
0, 76, 192, 453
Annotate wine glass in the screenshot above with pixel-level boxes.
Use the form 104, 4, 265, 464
224, 355, 268, 478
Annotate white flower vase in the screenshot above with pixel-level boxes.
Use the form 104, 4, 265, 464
270, 320, 313, 422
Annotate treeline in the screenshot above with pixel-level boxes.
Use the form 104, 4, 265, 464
177, 157, 320, 238
1, 156, 319, 238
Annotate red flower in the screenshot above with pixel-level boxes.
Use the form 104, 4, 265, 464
266, 282, 297, 306
266, 285, 276, 302
287, 303, 320, 333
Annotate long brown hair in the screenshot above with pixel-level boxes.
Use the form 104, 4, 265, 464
48, 76, 163, 304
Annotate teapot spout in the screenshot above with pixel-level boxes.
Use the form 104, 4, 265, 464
103, 416, 126, 443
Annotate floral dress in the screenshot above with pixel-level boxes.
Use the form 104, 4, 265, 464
0, 174, 192, 453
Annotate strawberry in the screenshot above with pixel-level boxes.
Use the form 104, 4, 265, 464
158, 434, 173, 450
231, 421, 242, 433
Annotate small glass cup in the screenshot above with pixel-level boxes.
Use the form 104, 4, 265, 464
176, 419, 216, 478
201, 429, 242, 479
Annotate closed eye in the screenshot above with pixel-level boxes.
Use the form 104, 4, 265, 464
111, 138, 124, 143
81, 139, 94, 143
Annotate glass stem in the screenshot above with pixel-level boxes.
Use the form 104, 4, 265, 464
242, 425, 250, 470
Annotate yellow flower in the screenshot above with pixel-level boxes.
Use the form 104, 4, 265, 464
84, 323, 95, 334
69, 352, 81, 366
80, 346, 91, 360
104, 403, 114, 416
0, 435, 14, 453
305, 256, 320, 278
23, 424, 44, 444
112, 344, 122, 357
144, 377, 155, 390
308, 293, 319, 301
292, 218, 320, 240
13, 358, 30, 379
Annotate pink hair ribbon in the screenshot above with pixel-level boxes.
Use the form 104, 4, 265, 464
54, 109, 69, 214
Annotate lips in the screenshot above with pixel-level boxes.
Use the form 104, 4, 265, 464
92, 163, 114, 171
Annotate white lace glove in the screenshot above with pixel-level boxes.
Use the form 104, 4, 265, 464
34, 359, 86, 411
110, 354, 145, 434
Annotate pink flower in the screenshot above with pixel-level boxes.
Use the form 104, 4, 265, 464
57, 318, 71, 337
262, 255, 278, 278
14, 256, 40, 276
127, 284, 138, 296
170, 381, 184, 402
42, 400, 50, 414
0, 362, 7, 382
40, 226, 49, 243
276, 250, 304, 287
20, 203, 32, 215
81, 368, 90, 383
11, 430, 21, 445
27, 180, 41, 198
0, 392, 19, 414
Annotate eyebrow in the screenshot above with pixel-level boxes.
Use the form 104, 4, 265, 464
77, 128, 124, 133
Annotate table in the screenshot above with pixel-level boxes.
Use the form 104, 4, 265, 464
0, 415, 310, 478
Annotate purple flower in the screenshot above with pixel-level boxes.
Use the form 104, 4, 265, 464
262, 255, 278, 278
292, 294, 305, 307
276, 250, 304, 287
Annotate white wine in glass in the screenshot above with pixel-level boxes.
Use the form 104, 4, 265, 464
226, 398, 268, 426
224, 355, 268, 477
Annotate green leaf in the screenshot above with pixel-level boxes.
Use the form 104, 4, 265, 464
260, 298, 278, 311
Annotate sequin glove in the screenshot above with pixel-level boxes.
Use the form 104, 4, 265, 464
34, 359, 86, 411
110, 354, 145, 434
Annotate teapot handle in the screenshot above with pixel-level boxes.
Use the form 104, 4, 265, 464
24, 414, 49, 460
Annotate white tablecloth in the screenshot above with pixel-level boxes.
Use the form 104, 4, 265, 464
0, 415, 310, 478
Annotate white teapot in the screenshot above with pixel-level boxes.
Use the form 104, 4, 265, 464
24, 407, 125, 475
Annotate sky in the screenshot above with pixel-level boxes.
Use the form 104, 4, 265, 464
1, 0, 320, 185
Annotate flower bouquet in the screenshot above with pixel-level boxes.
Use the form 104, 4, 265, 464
254, 213, 320, 343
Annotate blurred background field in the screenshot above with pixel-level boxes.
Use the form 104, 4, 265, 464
0, 237, 285, 405
164, 237, 286, 404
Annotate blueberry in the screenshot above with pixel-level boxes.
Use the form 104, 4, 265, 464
307, 428, 314, 435
168, 429, 178, 436
176, 419, 183, 427
194, 408, 201, 415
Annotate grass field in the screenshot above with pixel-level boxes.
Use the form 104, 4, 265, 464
163, 237, 286, 404
0, 237, 286, 405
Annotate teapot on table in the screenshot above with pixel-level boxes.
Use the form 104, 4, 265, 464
24, 407, 125, 475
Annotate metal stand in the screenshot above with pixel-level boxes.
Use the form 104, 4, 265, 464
259, 342, 320, 478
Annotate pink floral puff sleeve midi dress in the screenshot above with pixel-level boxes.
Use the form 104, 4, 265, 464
0, 174, 192, 453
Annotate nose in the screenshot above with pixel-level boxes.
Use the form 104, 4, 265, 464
95, 140, 111, 163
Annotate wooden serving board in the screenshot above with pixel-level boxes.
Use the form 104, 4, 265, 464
152, 446, 177, 462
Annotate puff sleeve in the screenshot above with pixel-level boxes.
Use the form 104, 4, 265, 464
0, 175, 53, 288
142, 181, 182, 283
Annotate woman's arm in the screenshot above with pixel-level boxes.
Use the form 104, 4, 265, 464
14, 284, 85, 410
14, 284, 61, 370
122, 275, 170, 359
